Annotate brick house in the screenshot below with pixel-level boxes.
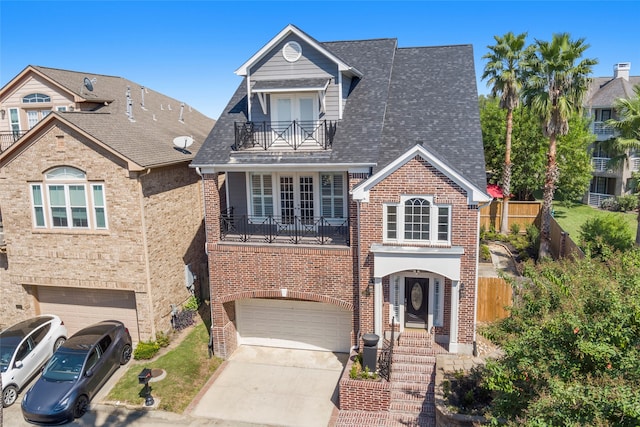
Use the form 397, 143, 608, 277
192, 24, 490, 363
0, 66, 214, 341
583, 62, 640, 207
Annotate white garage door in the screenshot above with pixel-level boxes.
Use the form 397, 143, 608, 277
36, 286, 139, 342
236, 299, 352, 353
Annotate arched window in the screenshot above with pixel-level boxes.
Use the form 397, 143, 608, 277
22, 93, 51, 103
384, 196, 450, 244
30, 167, 108, 230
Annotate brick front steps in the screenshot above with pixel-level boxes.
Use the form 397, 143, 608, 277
336, 329, 445, 427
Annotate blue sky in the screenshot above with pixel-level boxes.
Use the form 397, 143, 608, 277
2, 1, 639, 119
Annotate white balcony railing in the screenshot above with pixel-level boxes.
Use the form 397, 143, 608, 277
587, 192, 615, 207
592, 121, 616, 138
592, 157, 612, 172
632, 157, 640, 172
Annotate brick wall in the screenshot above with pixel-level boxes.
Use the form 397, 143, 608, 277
358, 157, 479, 348
0, 123, 204, 340
339, 353, 391, 411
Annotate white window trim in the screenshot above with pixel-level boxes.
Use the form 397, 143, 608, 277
9, 107, 21, 132
30, 167, 108, 231
30, 184, 47, 228
319, 172, 347, 224
384, 195, 451, 245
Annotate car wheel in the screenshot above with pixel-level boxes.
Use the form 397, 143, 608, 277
2, 385, 18, 408
73, 395, 89, 419
54, 336, 66, 350
120, 344, 132, 365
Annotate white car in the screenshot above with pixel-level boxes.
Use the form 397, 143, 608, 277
1, 315, 67, 407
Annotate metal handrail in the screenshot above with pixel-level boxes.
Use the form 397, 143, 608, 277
377, 317, 395, 381
219, 212, 349, 246
0, 130, 27, 152
233, 120, 338, 151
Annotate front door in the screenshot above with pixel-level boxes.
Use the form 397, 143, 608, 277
279, 174, 315, 225
405, 277, 428, 327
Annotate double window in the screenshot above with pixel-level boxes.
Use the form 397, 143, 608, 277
30, 166, 108, 230
384, 196, 450, 244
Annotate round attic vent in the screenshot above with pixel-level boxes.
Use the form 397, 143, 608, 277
283, 41, 302, 62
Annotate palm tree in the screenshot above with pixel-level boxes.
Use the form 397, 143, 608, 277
522, 33, 597, 258
481, 32, 528, 235
606, 84, 640, 245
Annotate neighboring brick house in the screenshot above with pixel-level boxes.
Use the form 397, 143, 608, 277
0, 66, 214, 341
584, 62, 640, 207
192, 24, 490, 362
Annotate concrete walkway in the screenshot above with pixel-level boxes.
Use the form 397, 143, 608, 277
190, 346, 348, 427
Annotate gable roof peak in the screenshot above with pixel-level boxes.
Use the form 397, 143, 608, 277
234, 24, 362, 78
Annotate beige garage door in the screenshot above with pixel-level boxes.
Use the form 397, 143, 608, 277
236, 299, 352, 353
37, 286, 139, 342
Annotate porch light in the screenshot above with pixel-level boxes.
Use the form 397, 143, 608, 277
0, 109, 5, 120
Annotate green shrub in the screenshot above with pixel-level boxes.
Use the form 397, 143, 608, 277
509, 222, 521, 235
183, 295, 199, 312
599, 197, 617, 211
133, 340, 160, 360
480, 244, 492, 262
616, 194, 637, 212
156, 331, 170, 348
579, 214, 633, 257
526, 223, 540, 251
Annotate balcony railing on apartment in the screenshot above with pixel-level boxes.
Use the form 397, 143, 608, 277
592, 157, 613, 172
592, 122, 615, 139
0, 130, 27, 152
233, 120, 338, 151
219, 211, 349, 246
633, 157, 640, 172
587, 192, 615, 207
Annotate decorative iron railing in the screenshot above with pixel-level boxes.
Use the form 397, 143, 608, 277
0, 130, 27, 152
219, 211, 349, 246
233, 120, 338, 151
377, 317, 395, 381
592, 157, 613, 172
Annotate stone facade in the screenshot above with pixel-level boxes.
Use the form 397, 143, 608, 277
0, 123, 206, 340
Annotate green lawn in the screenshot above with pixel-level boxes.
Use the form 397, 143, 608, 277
106, 322, 222, 413
552, 201, 637, 240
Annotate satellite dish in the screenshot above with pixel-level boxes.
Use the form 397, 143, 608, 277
83, 77, 95, 92
173, 136, 194, 150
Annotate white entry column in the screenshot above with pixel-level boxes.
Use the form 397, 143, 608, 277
449, 280, 460, 353
374, 277, 383, 346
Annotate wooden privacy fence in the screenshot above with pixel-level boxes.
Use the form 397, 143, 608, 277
549, 217, 585, 260
480, 200, 541, 232
477, 277, 512, 322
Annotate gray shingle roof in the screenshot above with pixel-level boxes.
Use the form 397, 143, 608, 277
193, 36, 486, 190
585, 75, 640, 107
28, 66, 215, 168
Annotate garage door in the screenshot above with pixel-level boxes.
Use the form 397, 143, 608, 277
236, 299, 352, 353
36, 286, 139, 342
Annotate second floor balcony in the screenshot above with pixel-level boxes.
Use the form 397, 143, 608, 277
219, 211, 349, 246
0, 130, 27, 152
233, 120, 338, 151
592, 121, 616, 140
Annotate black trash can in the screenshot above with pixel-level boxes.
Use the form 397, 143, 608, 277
362, 333, 379, 373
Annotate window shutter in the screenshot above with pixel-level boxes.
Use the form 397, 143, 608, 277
434, 279, 442, 327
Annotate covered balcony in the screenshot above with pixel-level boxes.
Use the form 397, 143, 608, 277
219, 209, 349, 246
233, 120, 338, 151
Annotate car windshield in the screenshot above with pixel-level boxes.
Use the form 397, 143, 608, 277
41, 350, 87, 381
0, 335, 21, 373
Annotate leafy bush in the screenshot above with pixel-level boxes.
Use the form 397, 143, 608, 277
348, 353, 379, 380
171, 309, 195, 331
183, 295, 199, 312
579, 214, 633, 257
509, 222, 521, 235
616, 194, 638, 212
599, 197, 617, 211
482, 250, 640, 426
480, 244, 492, 262
156, 331, 170, 348
134, 340, 160, 360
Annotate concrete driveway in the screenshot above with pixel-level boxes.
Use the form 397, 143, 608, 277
189, 346, 348, 427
